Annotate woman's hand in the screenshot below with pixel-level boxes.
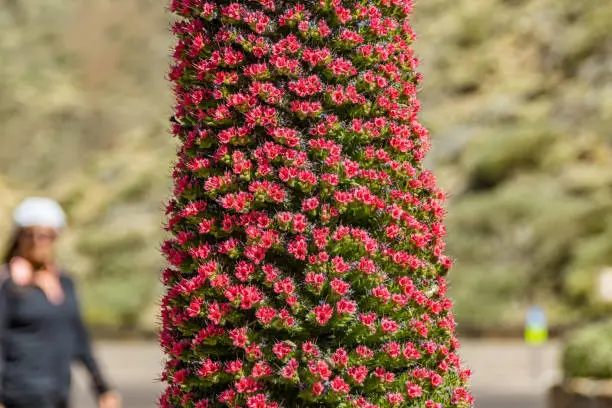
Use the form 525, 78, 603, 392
9, 256, 34, 286
98, 391, 121, 408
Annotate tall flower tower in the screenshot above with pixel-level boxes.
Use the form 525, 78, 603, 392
160, 0, 474, 406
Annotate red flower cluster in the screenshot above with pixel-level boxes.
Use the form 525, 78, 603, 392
161, 0, 473, 406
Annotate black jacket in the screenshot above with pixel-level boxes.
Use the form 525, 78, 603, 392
0, 266, 109, 406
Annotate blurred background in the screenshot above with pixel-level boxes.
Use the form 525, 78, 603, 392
0, 0, 610, 406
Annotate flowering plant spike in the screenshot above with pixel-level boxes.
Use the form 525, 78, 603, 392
160, 0, 474, 406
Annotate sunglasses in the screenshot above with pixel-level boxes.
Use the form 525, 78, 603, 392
20, 230, 57, 242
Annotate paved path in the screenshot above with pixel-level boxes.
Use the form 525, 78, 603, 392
70, 340, 560, 407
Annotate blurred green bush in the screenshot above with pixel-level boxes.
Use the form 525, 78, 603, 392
562, 321, 612, 379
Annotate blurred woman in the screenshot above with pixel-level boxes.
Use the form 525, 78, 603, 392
0, 197, 120, 408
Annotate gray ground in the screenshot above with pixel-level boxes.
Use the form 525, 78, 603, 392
71, 340, 560, 408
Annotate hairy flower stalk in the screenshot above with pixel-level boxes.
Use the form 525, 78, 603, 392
160, 0, 474, 406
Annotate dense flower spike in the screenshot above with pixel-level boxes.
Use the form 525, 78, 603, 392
161, 0, 473, 406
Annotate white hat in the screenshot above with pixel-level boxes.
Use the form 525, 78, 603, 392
12, 197, 67, 230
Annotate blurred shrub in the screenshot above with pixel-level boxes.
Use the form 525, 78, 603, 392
412, 0, 612, 330
562, 321, 612, 379
460, 128, 558, 190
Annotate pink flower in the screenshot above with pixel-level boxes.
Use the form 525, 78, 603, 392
336, 298, 357, 314
356, 345, 374, 359
218, 389, 236, 404
332, 348, 348, 367
277, 212, 292, 224
452, 387, 474, 405
252, 361, 272, 378
235, 261, 256, 282
302, 341, 320, 357
273, 341, 295, 360
330, 377, 350, 393
207, 302, 227, 324
195, 400, 210, 408
381, 318, 399, 333
229, 328, 248, 348
384, 341, 402, 359
313, 304, 334, 325
174, 369, 189, 384
430, 373, 444, 387
198, 359, 221, 377
312, 382, 324, 396
279, 308, 295, 327
360, 312, 377, 328
372, 286, 391, 303
308, 360, 332, 381
274, 277, 296, 296
460, 368, 473, 382
245, 344, 263, 359
281, 358, 299, 378
263, 264, 280, 282
347, 365, 368, 384
256, 306, 277, 324
246, 393, 274, 408
302, 196, 320, 211
374, 367, 395, 383
423, 341, 438, 355
332, 256, 351, 274
186, 298, 203, 317
288, 236, 308, 260
292, 214, 308, 232
387, 393, 404, 404
225, 360, 243, 374
403, 342, 422, 360
330, 278, 350, 295
406, 382, 423, 399
235, 376, 262, 394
